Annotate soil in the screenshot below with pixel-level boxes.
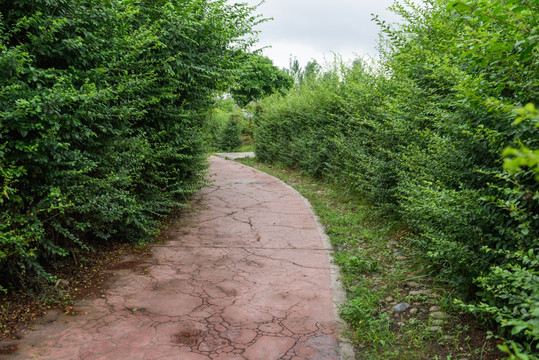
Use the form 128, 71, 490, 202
441, 314, 506, 359
0, 240, 153, 344
394, 306, 506, 359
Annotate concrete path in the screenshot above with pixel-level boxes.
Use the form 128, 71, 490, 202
214, 152, 255, 160
3, 156, 351, 360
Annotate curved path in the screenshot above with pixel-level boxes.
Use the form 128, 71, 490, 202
4, 156, 352, 360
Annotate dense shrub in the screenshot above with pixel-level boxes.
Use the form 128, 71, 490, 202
217, 116, 243, 151
206, 98, 237, 150
254, 0, 537, 356
230, 54, 293, 107
206, 98, 253, 151
0, 0, 258, 291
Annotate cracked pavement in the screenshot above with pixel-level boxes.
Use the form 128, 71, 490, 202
2, 156, 351, 360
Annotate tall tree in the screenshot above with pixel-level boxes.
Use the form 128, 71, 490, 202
301, 60, 320, 84
287, 56, 303, 83
231, 54, 293, 107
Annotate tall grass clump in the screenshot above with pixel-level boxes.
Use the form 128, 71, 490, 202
254, 0, 537, 357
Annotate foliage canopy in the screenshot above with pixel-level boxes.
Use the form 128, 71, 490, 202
230, 54, 293, 107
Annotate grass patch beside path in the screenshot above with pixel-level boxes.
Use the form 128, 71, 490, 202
237, 157, 505, 360
234, 144, 254, 152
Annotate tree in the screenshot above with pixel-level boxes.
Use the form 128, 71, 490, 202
285, 57, 320, 85
302, 60, 320, 82
287, 56, 303, 83
231, 54, 293, 107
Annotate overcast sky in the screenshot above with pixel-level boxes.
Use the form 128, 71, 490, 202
236, 0, 404, 69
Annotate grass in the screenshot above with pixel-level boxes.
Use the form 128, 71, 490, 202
212, 136, 254, 153
236, 157, 504, 360
233, 143, 254, 152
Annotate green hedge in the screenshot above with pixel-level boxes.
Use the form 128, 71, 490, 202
0, 0, 258, 290
254, 0, 537, 357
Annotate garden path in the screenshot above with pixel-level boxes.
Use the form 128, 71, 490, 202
3, 156, 352, 360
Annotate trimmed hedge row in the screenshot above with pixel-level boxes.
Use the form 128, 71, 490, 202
254, 0, 538, 357
0, 0, 258, 291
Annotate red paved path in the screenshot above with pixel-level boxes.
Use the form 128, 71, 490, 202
3, 156, 352, 359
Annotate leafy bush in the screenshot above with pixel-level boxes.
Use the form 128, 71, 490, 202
460, 104, 539, 358
0, 0, 258, 291
217, 116, 243, 151
207, 98, 253, 151
253, 0, 538, 356
206, 98, 237, 150
230, 54, 293, 107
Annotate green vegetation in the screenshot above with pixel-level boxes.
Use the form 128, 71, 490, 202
0, 0, 259, 293
230, 54, 293, 107
207, 54, 292, 152
217, 116, 243, 152
239, 157, 502, 359
1, 0, 537, 357
206, 98, 254, 152
253, 0, 538, 358
287, 57, 320, 85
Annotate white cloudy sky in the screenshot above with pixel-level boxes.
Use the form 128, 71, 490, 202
236, 0, 404, 69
